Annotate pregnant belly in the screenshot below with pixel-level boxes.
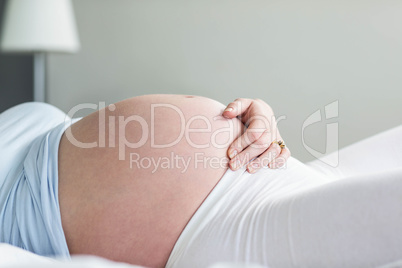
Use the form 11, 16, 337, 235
58, 94, 243, 267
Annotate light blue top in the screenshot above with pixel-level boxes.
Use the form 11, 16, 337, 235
0, 103, 72, 258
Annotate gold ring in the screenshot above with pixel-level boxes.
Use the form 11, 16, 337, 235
272, 140, 286, 150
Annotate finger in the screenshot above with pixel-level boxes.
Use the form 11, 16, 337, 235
222, 98, 252, 119
228, 118, 275, 159
245, 142, 282, 173
229, 129, 273, 170
269, 146, 291, 169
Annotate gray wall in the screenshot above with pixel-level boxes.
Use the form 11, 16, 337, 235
0, 0, 33, 112
48, 0, 402, 162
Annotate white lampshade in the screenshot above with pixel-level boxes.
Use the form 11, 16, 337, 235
0, 0, 80, 53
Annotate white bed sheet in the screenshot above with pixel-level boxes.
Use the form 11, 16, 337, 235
0, 243, 145, 268
0, 243, 265, 268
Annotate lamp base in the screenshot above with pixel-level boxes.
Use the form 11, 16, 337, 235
34, 52, 46, 102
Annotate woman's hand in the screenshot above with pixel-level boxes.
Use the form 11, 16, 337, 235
222, 98, 290, 173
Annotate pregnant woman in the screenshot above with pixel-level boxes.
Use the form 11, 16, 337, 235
1, 94, 401, 268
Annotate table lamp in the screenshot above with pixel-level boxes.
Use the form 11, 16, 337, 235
0, 0, 80, 102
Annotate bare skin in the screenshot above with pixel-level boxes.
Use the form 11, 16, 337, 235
58, 95, 244, 267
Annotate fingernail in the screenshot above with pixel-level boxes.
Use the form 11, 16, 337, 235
224, 107, 233, 112
247, 162, 259, 173
231, 159, 241, 170
247, 166, 255, 173
229, 149, 238, 159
